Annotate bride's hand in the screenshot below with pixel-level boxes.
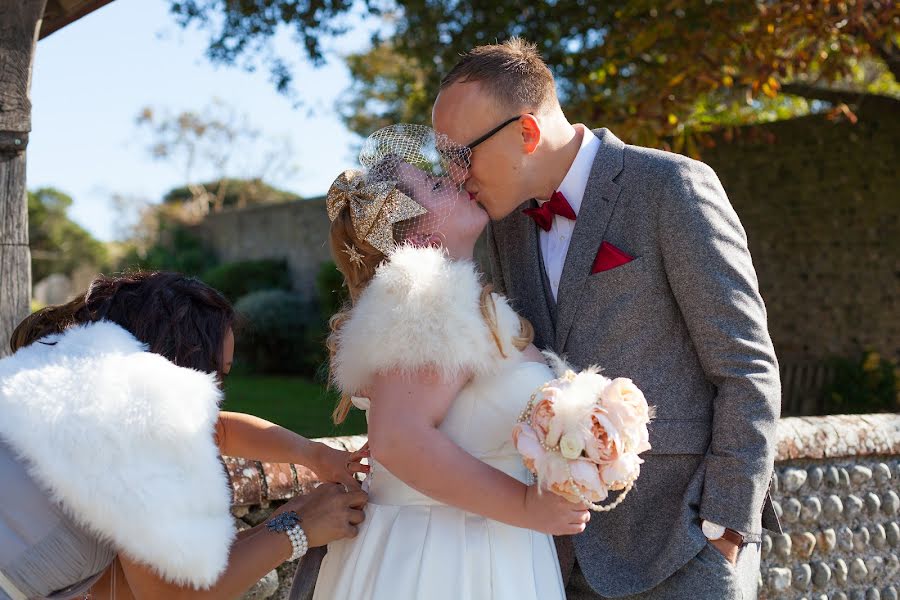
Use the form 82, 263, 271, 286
310, 441, 370, 487
523, 485, 591, 536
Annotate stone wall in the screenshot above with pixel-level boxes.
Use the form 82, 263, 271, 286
763, 415, 900, 599
192, 198, 331, 303
225, 417, 900, 600
701, 100, 899, 364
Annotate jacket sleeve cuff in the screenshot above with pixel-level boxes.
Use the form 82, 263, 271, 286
700, 456, 772, 541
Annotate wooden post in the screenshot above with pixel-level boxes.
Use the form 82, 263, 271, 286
0, 1, 46, 357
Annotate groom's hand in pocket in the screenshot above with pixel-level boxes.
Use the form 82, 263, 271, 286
708, 538, 739, 565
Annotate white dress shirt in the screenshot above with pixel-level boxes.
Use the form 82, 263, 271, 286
540, 126, 601, 300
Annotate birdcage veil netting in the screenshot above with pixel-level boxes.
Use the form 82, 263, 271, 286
358, 123, 470, 244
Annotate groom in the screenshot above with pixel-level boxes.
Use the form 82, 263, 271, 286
432, 38, 781, 599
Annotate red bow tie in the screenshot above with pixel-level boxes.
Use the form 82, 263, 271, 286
522, 191, 576, 232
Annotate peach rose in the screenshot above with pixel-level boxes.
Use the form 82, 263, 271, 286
585, 408, 622, 464
529, 388, 560, 445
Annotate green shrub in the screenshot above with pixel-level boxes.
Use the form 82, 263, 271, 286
119, 224, 218, 277
203, 259, 292, 302
234, 289, 327, 377
824, 350, 899, 414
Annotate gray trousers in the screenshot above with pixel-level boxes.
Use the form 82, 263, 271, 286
566, 543, 760, 600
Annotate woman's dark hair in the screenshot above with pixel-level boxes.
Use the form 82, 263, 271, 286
10, 272, 235, 377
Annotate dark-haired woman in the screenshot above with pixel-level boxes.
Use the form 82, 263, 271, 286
0, 272, 367, 600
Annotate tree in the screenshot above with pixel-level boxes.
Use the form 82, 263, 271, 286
341, 1, 900, 150
28, 187, 108, 283
113, 176, 300, 277
136, 99, 297, 217
167, 0, 899, 151
162, 177, 301, 209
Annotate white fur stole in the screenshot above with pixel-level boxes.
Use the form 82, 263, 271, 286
332, 245, 524, 394
0, 321, 234, 588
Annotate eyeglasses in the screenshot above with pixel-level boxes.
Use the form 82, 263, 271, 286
466, 113, 532, 149
435, 113, 532, 176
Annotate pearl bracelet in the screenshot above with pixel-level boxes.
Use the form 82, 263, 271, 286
285, 523, 309, 561
266, 511, 309, 562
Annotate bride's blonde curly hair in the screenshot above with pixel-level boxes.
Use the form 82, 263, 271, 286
326, 205, 534, 424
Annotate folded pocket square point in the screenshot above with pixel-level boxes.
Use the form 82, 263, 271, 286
592, 241, 634, 274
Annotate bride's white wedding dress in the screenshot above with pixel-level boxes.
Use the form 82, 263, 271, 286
313, 246, 565, 600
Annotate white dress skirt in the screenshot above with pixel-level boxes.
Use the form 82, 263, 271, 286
313, 360, 565, 600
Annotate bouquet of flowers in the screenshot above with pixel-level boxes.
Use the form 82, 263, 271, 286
513, 355, 653, 511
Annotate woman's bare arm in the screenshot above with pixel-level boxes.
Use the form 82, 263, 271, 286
215, 411, 367, 486
367, 368, 588, 535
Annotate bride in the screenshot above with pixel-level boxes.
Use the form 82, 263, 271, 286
310, 125, 589, 600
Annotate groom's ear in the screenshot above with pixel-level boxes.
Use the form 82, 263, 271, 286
520, 115, 541, 155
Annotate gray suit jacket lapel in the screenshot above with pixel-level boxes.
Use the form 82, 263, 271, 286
554, 128, 626, 351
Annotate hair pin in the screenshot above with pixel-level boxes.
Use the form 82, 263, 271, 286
342, 242, 365, 269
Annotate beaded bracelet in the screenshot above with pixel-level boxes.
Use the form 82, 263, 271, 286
267, 511, 309, 561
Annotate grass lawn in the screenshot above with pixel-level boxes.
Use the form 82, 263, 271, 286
222, 375, 367, 439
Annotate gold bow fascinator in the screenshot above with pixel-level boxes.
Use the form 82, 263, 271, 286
326, 169, 426, 256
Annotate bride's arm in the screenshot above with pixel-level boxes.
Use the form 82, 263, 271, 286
367, 368, 589, 535
215, 412, 368, 486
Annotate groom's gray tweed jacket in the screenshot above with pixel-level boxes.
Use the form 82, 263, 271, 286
487, 128, 782, 597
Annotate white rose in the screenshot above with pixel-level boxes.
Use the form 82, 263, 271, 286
559, 432, 585, 460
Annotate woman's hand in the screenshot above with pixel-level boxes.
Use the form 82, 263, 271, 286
309, 442, 370, 487
523, 485, 591, 536
273, 482, 368, 547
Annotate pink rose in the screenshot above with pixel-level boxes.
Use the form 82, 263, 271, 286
541, 452, 578, 500
567, 458, 608, 503
600, 453, 643, 489
515, 424, 570, 493
513, 423, 548, 474
599, 378, 652, 454
543, 455, 606, 504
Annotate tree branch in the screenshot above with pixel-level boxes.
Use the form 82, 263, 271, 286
781, 83, 900, 109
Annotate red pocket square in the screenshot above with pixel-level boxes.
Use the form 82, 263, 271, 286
592, 241, 634, 274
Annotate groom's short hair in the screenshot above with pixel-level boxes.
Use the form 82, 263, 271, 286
440, 37, 558, 114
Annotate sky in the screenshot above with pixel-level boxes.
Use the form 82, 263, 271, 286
27, 0, 378, 241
